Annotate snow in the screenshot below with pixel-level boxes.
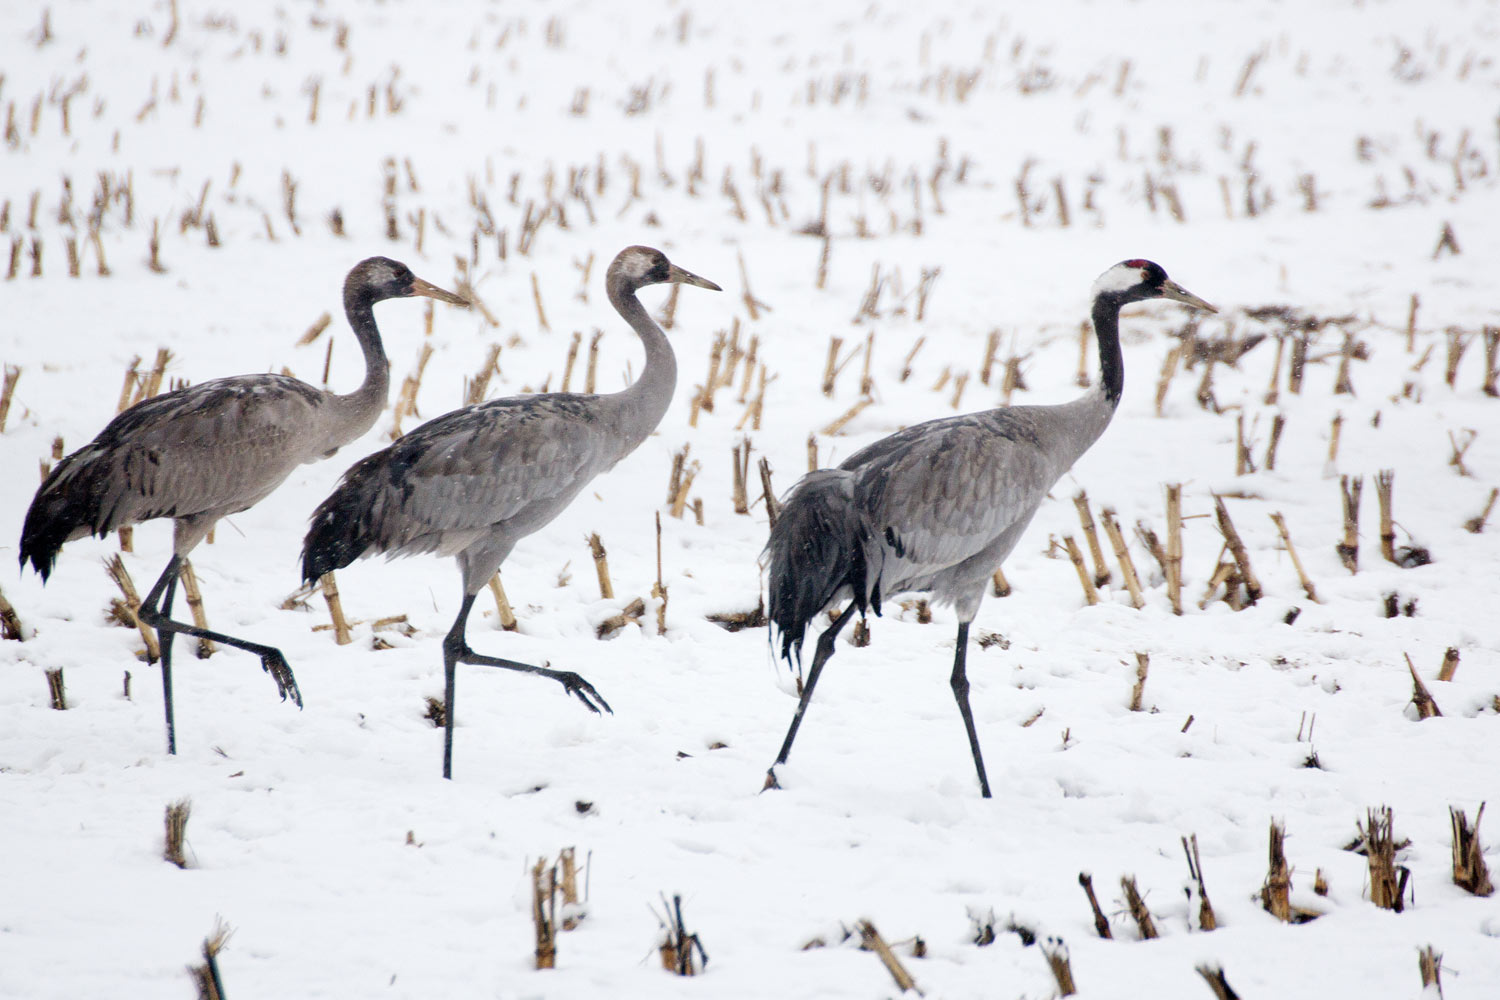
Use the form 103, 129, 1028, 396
2, 0, 1498, 996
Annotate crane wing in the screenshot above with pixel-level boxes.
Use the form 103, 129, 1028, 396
339, 396, 614, 557
50, 375, 328, 531
847, 409, 1060, 574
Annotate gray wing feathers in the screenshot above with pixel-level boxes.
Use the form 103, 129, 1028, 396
53, 377, 327, 533
850, 411, 1060, 578
348, 398, 610, 558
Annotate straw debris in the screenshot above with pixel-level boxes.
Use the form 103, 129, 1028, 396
1165, 485, 1183, 614
706, 598, 767, 632
1337, 475, 1362, 573
1080, 869, 1116, 941
0, 584, 23, 640
1196, 964, 1242, 1000
1182, 834, 1217, 930
1073, 491, 1110, 587
657, 894, 708, 976
186, 917, 232, 1000
1120, 875, 1158, 939
1405, 653, 1442, 719
857, 920, 920, 994
45, 667, 67, 709
531, 856, 558, 969
1128, 652, 1149, 712
1449, 804, 1493, 896
164, 798, 192, 868
1040, 937, 1076, 996
1359, 807, 1410, 911
1261, 819, 1293, 922
1061, 535, 1098, 606
595, 597, 645, 639
178, 559, 215, 657
104, 554, 160, 661
587, 533, 614, 599
486, 574, 518, 630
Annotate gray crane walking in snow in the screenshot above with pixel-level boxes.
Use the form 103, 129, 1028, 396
763, 259, 1215, 797
300, 245, 721, 779
20, 257, 468, 754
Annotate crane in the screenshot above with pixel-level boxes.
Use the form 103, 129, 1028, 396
763, 259, 1215, 797
20, 257, 467, 754
300, 245, 720, 779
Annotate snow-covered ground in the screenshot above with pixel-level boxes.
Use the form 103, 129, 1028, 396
2, 1, 1498, 996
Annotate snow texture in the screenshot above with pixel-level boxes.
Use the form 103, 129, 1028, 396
2, 1, 1498, 997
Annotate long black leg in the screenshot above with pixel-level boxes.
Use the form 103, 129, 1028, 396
764, 602, 858, 790
159, 572, 179, 754
949, 621, 992, 798
136, 555, 302, 711
439, 592, 611, 780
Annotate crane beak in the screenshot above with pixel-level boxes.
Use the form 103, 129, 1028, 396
1159, 280, 1217, 314
667, 264, 722, 292
409, 276, 470, 307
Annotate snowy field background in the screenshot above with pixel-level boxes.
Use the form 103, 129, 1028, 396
2, 0, 1498, 996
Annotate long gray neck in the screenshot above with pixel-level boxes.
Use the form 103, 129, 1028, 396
602, 273, 676, 458
1035, 293, 1127, 474
324, 284, 392, 447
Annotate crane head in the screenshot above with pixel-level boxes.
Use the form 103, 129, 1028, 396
347, 257, 468, 307
1094, 259, 1216, 313
611, 246, 722, 292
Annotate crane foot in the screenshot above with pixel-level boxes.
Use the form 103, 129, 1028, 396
261, 650, 304, 708
761, 768, 782, 792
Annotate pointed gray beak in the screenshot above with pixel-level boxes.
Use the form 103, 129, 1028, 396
667, 264, 722, 292
1159, 279, 1217, 314
409, 275, 470, 307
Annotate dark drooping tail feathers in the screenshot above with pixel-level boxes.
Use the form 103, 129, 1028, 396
300, 452, 389, 585
21, 449, 125, 581
765, 469, 877, 667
